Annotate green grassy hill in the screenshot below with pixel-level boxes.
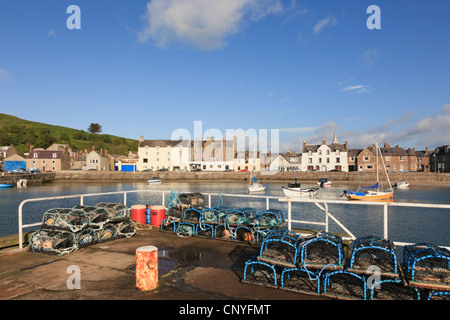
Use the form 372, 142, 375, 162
0, 113, 138, 156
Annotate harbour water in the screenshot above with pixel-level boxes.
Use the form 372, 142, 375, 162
1, 180, 450, 248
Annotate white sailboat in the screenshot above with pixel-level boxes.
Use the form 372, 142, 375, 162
247, 172, 265, 193
343, 143, 394, 201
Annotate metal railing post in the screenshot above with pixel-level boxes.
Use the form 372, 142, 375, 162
266, 197, 269, 210
384, 203, 388, 240
287, 200, 292, 231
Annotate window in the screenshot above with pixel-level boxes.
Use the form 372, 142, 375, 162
326, 158, 330, 163
364, 156, 369, 161
308, 158, 312, 164
143, 158, 148, 163
386, 156, 390, 161
53, 153, 57, 158
400, 156, 404, 161
34, 153, 38, 158
336, 157, 340, 163
326, 150, 330, 155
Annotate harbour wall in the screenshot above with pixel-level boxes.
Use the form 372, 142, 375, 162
0, 172, 56, 185
54, 170, 450, 184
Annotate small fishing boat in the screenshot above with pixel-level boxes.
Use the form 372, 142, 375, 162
282, 179, 319, 198
0, 184, 14, 189
343, 143, 394, 201
147, 177, 162, 185
317, 178, 332, 188
394, 181, 409, 189
247, 172, 265, 193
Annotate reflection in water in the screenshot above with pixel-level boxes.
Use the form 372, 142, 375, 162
1, 180, 449, 247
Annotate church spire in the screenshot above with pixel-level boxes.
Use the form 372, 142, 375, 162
332, 131, 338, 144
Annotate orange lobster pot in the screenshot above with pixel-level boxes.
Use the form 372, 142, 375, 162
136, 245, 158, 291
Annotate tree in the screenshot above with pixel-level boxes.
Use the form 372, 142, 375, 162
88, 123, 102, 134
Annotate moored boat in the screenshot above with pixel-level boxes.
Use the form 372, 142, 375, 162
394, 181, 409, 189
147, 177, 162, 185
343, 143, 394, 202
282, 179, 319, 198
317, 178, 332, 188
0, 184, 14, 189
247, 172, 265, 193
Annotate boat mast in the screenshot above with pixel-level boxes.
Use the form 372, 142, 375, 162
377, 142, 394, 191
376, 142, 379, 191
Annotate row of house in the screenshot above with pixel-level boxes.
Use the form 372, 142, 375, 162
0, 144, 138, 173
136, 134, 448, 173
1, 135, 449, 173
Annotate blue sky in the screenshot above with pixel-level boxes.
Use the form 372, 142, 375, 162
0, 0, 449, 151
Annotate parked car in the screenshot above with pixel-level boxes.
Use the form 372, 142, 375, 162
238, 169, 249, 172
11, 168, 27, 174
28, 168, 40, 173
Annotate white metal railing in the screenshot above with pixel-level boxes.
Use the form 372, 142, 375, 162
18, 190, 450, 250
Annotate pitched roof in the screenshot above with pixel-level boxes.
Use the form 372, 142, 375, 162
28, 150, 64, 159
139, 139, 187, 148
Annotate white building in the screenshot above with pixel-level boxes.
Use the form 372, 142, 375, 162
191, 137, 235, 171
301, 134, 348, 172
269, 152, 301, 172
137, 137, 191, 172
234, 150, 261, 172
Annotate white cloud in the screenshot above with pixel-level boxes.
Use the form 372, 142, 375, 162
343, 105, 450, 149
0, 68, 11, 82
359, 49, 379, 67
340, 84, 369, 93
138, 0, 283, 50
279, 104, 450, 151
313, 15, 337, 34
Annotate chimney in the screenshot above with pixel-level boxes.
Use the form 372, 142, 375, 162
140, 136, 144, 142
303, 141, 306, 150
322, 138, 326, 145
345, 139, 348, 151
425, 146, 428, 153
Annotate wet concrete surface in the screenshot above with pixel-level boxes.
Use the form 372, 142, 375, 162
0, 228, 331, 301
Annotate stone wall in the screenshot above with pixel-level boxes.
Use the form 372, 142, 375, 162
54, 170, 450, 183
0, 172, 56, 185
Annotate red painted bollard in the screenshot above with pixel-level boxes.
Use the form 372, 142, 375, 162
136, 245, 158, 291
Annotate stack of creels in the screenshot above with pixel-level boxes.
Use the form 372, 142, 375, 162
403, 243, 450, 288
322, 271, 367, 300
347, 236, 399, 279
280, 267, 321, 295
29, 203, 135, 256
257, 228, 303, 268
299, 232, 345, 271
29, 229, 78, 256
41, 208, 89, 233
368, 279, 420, 300
243, 258, 281, 288
95, 202, 130, 223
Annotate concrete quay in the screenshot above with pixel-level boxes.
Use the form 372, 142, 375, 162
0, 227, 330, 302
